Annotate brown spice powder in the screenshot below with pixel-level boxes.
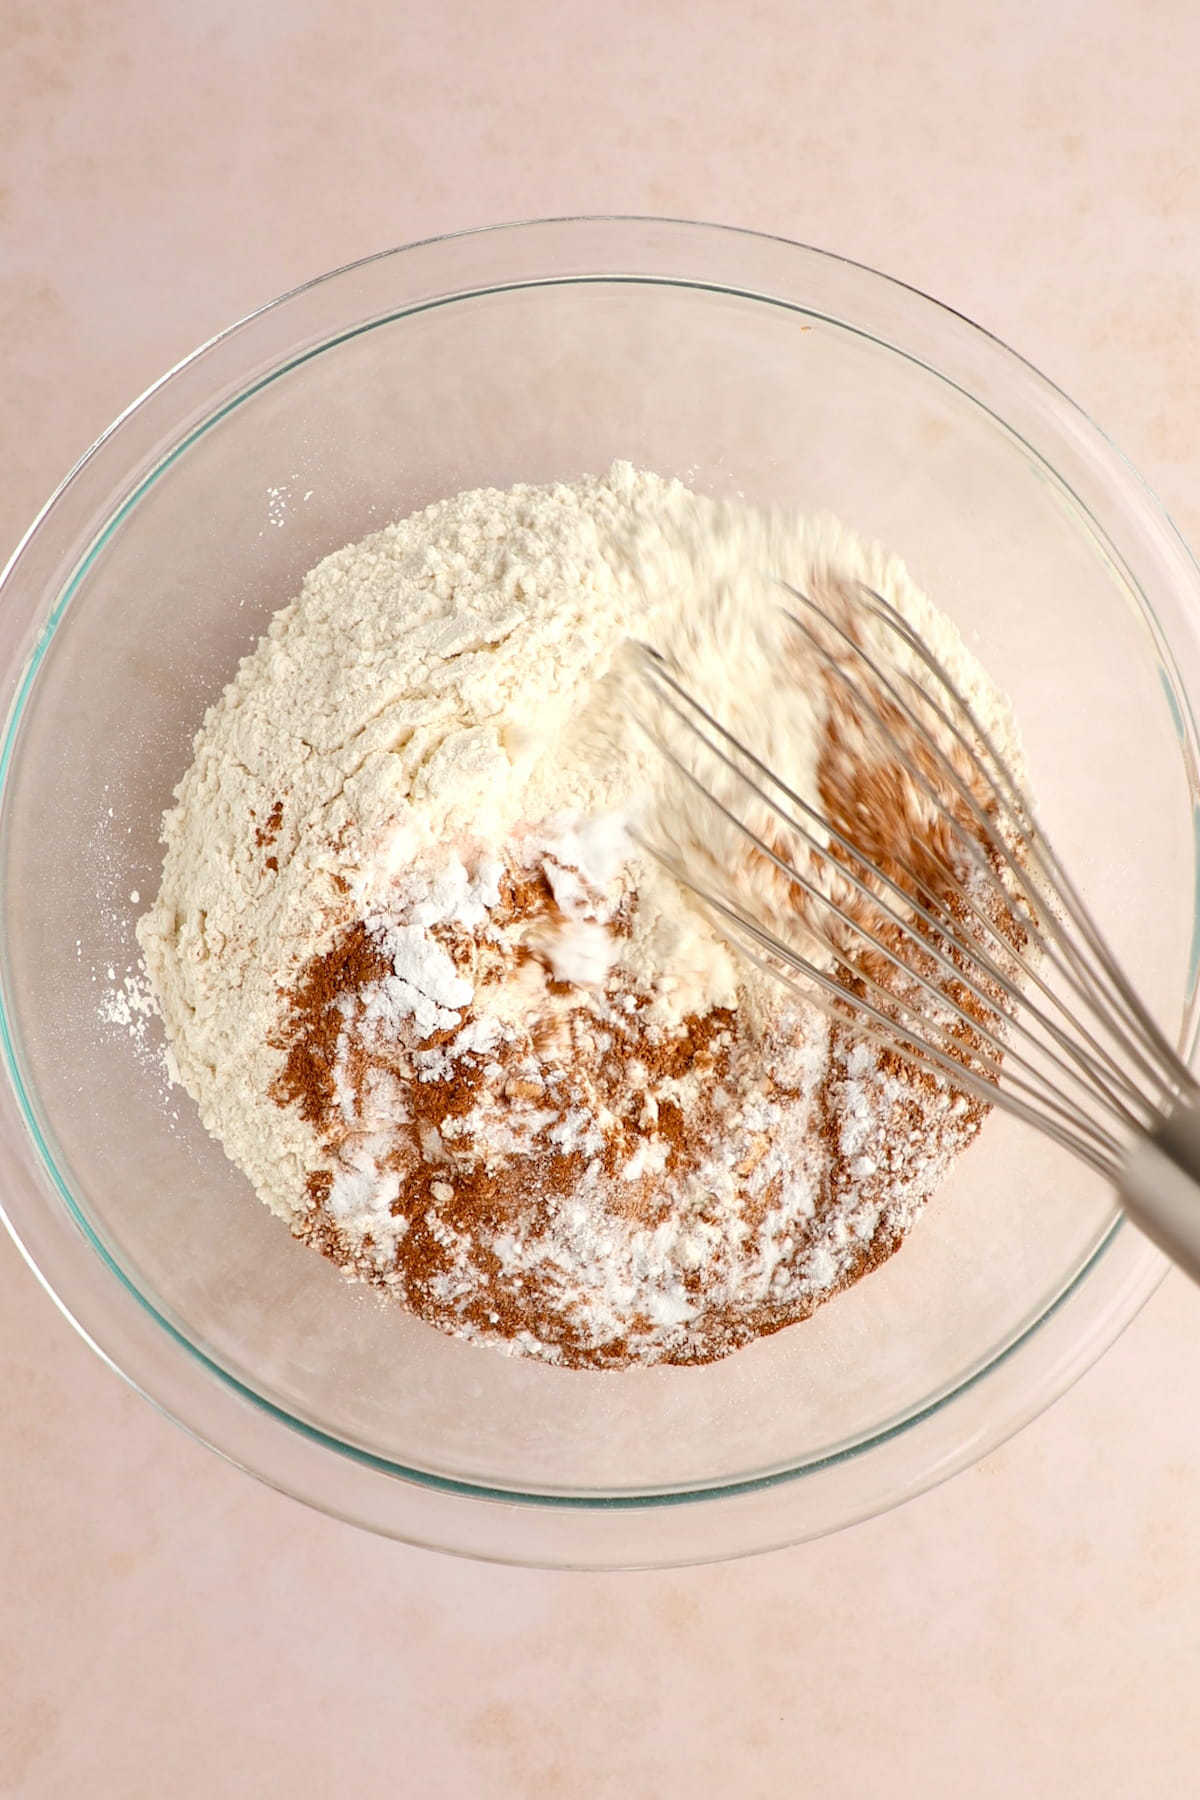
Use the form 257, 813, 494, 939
269, 923, 391, 1125
254, 798, 284, 849
263, 649, 1024, 1370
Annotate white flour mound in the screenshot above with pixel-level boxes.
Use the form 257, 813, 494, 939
137, 462, 1021, 1367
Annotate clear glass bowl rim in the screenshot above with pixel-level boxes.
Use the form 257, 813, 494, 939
0, 215, 1193, 1567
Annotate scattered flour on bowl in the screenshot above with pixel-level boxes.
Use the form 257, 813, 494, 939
137, 463, 1022, 1368
97, 965, 157, 1042
82, 789, 179, 1103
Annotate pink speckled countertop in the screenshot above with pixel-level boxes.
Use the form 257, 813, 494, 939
4, 3, 1200, 1794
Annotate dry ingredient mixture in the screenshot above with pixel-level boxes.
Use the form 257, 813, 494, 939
137, 464, 1022, 1369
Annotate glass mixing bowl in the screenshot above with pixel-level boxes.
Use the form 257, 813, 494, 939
2, 218, 1198, 1568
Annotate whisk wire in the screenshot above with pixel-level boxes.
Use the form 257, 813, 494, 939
778, 588, 1173, 1121
641, 663, 1137, 1146
852, 583, 1191, 1105
633, 583, 1191, 1184
639, 644, 1149, 1138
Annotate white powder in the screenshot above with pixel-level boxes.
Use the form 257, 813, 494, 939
538, 918, 620, 986
98, 966, 157, 1038
359, 929, 472, 1037
137, 463, 1022, 1368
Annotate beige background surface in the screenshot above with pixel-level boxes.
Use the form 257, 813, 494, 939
4, 2, 1200, 1794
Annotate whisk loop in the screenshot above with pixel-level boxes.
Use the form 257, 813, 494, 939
632, 580, 1198, 1220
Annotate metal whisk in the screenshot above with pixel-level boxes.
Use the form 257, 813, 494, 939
633, 580, 1200, 1283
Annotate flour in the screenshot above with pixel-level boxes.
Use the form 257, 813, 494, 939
137, 463, 1022, 1368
